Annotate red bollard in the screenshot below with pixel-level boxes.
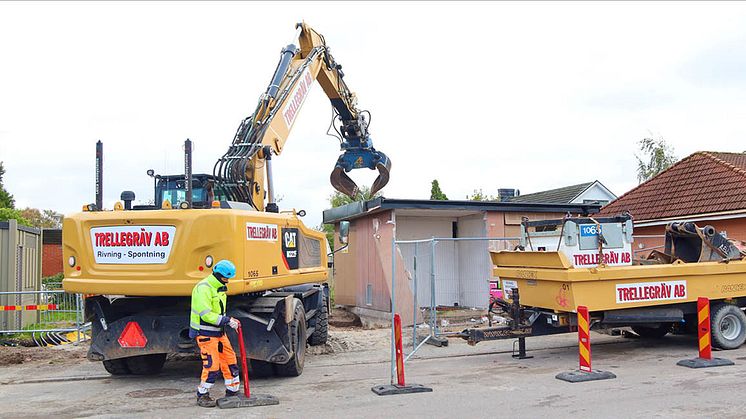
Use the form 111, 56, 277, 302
697, 297, 712, 360
556, 305, 615, 382
371, 312, 433, 396
394, 313, 406, 386
577, 305, 592, 373
677, 297, 734, 369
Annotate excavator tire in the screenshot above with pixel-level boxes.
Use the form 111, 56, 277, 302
249, 360, 275, 378
275, 299, 307, 377
308, 300, 329, 346
103, 358, 130, 375
125, 353, 167, 375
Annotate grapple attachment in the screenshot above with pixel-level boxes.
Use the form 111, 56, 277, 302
330, 147, 391, 198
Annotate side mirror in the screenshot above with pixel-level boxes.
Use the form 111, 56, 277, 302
339, 221, 350, 245
297, 209, 306, 217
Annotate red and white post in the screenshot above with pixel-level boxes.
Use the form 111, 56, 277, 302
677, 296, 734, 369
556, 305, 615, 382
394, 313, 406, 386
577, 305, 592, 373
696, 297, 712, 360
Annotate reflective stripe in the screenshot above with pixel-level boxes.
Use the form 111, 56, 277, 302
217, 315, 224, 325
200, 324, 221, 331
225, 377, 240, 385
199, 381, 214, 389
226, 384, 240, 392
192, 308, 211, 316
191, 322, 221, 332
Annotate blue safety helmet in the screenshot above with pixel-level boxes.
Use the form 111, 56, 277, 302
213, 259, 236, 279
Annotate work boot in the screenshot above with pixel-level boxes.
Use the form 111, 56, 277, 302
225, 389, 239, 398
197, 393, 217, 408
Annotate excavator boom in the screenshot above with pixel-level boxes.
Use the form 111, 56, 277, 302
214, 23, 391, 209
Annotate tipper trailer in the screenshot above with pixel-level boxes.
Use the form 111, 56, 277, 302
458, 215, 746, 352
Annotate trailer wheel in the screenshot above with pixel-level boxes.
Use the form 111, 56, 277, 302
102, 358, 130, 375
275, 299, 307, 377
308, 299, 329, 346
125, 353, 167, 375
631, 324, 671, 339
711, 303, 746, 350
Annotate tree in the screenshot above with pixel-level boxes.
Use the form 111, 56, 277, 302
430, 179, 448, 200
20, 208, 63, 229
467, 189, 495, 201
322, 186, 381, 248
0, 208, 32, 226
0, 162, 15, 208
635, 137, 677, 183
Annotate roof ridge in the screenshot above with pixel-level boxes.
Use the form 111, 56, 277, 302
699, 151, 746, 178
517, 181, 593, 197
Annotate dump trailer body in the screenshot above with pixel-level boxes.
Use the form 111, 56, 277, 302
62, 208, 327, 296
493, 251, 746, 313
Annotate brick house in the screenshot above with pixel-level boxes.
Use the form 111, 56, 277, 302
598, 151, 746, 256
42, 229, 63, 277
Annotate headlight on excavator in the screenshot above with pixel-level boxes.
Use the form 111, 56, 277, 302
205, 255, 214, 268
68, 256, 76, 267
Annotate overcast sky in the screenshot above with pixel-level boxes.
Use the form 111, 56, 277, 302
2, 1, 746, 228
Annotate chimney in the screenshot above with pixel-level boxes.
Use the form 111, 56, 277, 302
498, 188, 519, 202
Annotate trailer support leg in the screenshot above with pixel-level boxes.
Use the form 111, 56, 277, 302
512, 337, 533, 359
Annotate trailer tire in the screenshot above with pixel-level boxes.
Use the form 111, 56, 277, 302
308, 299, 329, 346
125, 353, 167, 375
631, 324, 671, 339
711, 303, 746, 350
275, 299, 306, 377
103, 358, 130, 375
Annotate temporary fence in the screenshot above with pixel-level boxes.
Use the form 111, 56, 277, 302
0, 289, 88, 345
387, 236, 520, 386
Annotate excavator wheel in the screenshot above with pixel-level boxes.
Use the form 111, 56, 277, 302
308, 299, 329, 346
103, 359, 130, 375
125, 354, 167, 375
275, 298, 307, 377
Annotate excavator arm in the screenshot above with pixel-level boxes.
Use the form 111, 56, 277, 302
213, 22, 391, 211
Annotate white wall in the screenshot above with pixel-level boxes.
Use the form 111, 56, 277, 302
572, 183, 616, 204
456, 214, 490, 308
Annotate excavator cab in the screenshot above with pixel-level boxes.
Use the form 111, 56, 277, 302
154, 174, 227, 209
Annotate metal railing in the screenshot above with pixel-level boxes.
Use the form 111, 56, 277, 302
0, 289, 88, 344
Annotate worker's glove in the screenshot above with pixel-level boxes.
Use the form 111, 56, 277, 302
228, 317, 240, 330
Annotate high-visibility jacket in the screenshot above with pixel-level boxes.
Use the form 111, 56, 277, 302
189, 274, 229, 338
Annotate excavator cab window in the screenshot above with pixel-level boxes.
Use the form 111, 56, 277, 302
155, 175, 226, 209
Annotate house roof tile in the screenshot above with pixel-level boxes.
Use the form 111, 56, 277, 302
599, 151, 746, 220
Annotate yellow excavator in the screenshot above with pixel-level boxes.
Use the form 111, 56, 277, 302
62, 22, 390, 377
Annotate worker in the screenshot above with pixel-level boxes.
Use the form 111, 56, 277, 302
189, 259, 242, 408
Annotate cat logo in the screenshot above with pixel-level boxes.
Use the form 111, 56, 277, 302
354, 156, 364, 168
284, 231, 297, 249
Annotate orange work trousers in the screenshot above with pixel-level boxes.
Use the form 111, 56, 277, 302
196, 334, 240, 393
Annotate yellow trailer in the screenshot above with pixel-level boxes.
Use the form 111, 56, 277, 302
458, 216, 746, 352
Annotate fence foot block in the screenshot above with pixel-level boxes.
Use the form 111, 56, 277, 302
555, 370, 616, 383
217, 394, 279, 409
677, 357, 734, 369
424, 335, 448, 347
371, 384, 433, 396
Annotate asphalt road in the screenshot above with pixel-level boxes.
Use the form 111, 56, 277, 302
1, 330, 744, 418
